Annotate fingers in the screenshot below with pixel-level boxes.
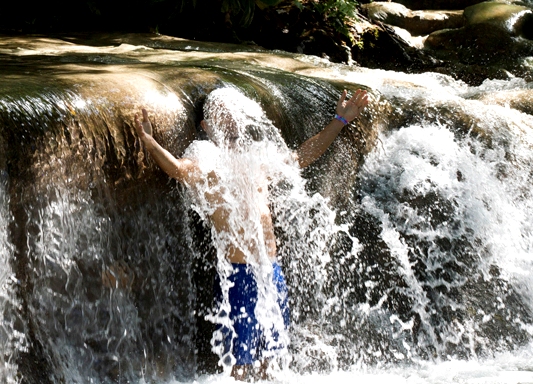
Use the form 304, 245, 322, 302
339, 89, 369, 113
337, 89, 347, 110
142, 108, 149, 122
134, 109, 150, 136
348, 89, 368, 107
335, 89, 370, 122
348, 89, 360, 103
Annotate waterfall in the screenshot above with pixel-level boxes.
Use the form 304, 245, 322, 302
0, 35, 532, 383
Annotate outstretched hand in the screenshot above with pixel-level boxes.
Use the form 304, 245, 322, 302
336, 89, 369, 124
134, 108, 153, 139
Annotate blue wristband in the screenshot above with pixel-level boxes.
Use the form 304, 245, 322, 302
334, 114, 349, 125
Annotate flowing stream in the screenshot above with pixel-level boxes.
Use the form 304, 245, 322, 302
0, 34, 532, 383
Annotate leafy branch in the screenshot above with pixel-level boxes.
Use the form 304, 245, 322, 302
312, 0, 359, 43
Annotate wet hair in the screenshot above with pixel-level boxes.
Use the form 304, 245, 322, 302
195, 121, 209, 141
243, 124, 264, 142
203, 87, 267, 145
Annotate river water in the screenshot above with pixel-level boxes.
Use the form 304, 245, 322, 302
0, 34, 532, 383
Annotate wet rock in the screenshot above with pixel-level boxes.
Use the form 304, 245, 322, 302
247, 1, 359, 64
424, 1, 533, 70
468, 88, 533, 115
464, 1, 533, 37
425, 24, 515, 63
362, 2, 465, 36
248, 0, 533, 85
393, 0, 485, 10
389, 26, 427, 48
432, 62, 518, 86
516, 11, 533, 39
352, 21, 443, 72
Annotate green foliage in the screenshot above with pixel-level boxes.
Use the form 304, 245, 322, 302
313, 0, 359, 43
293, 0, 304, 11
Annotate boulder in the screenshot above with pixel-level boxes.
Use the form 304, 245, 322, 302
425, 23, 515, 63
424, 1, 533, 64
394, 0, 486, 10
516, 12, 533, 39
464, 1, 533, 38
362, 2, 465, 36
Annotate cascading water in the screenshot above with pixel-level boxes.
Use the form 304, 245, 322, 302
0, 35, 532, 383
0, 174, 26, 384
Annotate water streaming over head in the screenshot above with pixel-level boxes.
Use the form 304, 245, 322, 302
180, 86, 349, 374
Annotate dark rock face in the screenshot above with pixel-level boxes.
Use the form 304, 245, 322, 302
516, 11, 533, 39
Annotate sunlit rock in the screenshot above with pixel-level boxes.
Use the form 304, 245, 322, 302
362, 2, 465, 36
425, 23, 515, 62
394, 0, 486, 10
424, 1, 533, 66
389, 26, 428, 49
464, 1, 533, 37
467, 88, 533, 115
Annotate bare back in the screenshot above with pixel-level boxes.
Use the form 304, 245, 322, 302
184, 158, 277, 265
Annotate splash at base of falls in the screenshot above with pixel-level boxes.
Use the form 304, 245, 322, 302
176, 348, 533, 384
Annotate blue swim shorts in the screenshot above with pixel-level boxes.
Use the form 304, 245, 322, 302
214, 262, 290, 366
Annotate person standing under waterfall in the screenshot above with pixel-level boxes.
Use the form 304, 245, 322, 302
134, 87, 369, 380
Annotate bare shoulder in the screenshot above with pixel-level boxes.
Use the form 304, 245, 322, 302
174, 157, 202, 185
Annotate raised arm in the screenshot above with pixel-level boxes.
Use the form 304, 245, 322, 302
294, 89, 369, 168
134, 109, 198, 183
